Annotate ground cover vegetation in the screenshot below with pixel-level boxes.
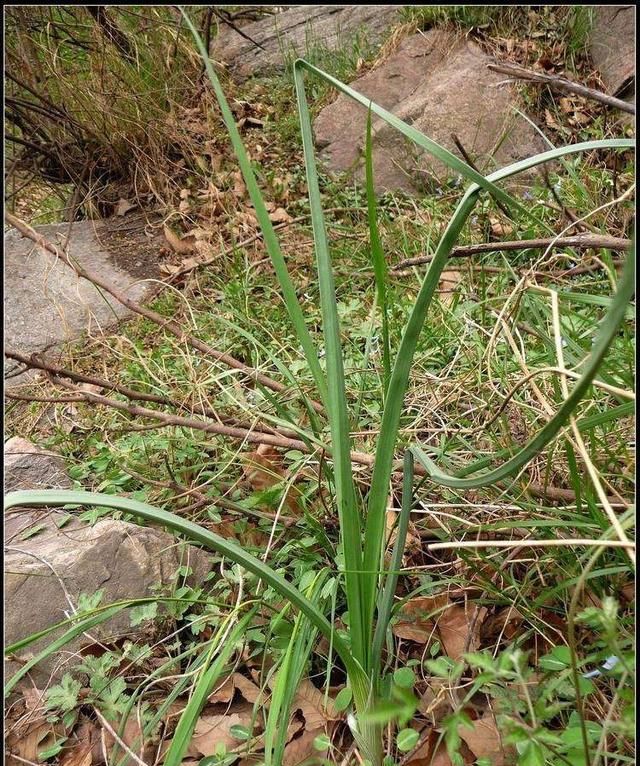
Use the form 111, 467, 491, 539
4, 6, 635, 766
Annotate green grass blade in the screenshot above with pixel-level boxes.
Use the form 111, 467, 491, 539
163, 611, 255, 766
294, 61, 367, 668
3, 490, 368, 691
5, 604, 128, 696
361, 138, 634, 629
265, 570, 329, 765
371, 451, 414, 678
365, 106, 391, 395
180, 10, 328, 407
411, 243, 635, 488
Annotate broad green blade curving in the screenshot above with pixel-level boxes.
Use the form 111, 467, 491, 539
295, 59, 367, 668
3, 489, 369, 694
180, 9, 328, 407
411, 241, 635, 488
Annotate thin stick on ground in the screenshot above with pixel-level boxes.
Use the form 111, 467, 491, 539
4, 348, 293, 437
392, 234, 631, 270
424, 538, 635, 551
4, 212, 323, 412
488, 61, 635, 114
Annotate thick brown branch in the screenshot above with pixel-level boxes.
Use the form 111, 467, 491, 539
52, 377, 316, 452
5, 348, 301, 440
488, 62, 635, 114
392, 234, 631, 271
4, 212, 323, 412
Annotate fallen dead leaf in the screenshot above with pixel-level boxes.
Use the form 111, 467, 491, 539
437, 269, 463, 306
458, 713, 513, 765
282, 727, 325, 766
242, 444, 301, 515
163, 225, 196, 254
185, 702, 257, 759
98, 712, 156, 766
208, 672, 264, 706
393, 594, 449, 643
292, 679, 338, 731
489, 216, 514, 238
437, 603, 486, 660
268, 207, 292, 224
394, 595, 486, 660
404, 728, 453, 766
186, 713, 243, 758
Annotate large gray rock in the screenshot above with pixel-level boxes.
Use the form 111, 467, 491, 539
314, 30, 547, 194
590, 6, 635, 97
4, 218, 162, 385
4, 436, 72, 494
4, 437, 78, 544
211, 5, 401, 82
4, 438, 212, 685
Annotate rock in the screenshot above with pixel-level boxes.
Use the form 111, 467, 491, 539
314, 30, 547, 194
4, 437, 72, 493
4, 218, 162, 386
590, 6, 635, 97
4, 518, 212, 685
4, 437, 78, 544
4, 438, 212, 685
211, 5, 400, 82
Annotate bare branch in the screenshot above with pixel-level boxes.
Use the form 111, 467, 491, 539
392, 234, 631, 271
4, 211, 323, 412
488, 62, 635, 114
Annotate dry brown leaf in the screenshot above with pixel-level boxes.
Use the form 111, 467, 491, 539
60, 742, 92, 766
404, 728, 453, 766
98, 713, 156, 766
115, 198, 136, 217
437, 269, 463, 306
60, 719, 101, 766
186, 713, 243, 758
163, 225, 196, 254
207, 674, 235, 704
242, 444, 301, 515
479, 607, 524, 645
282, 727, 325, 766
458, 713, 512, 765
186, 702, 256, 758
6, 722, 57, 766
268, 207, 292, 224
489, 216, 514, 238
393, 595, 485, 659
437, 604, 486, 660
292, 679, 338, 730
393, 594, 449, 643
232, 673, 264, 705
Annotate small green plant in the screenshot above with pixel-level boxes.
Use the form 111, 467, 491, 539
4, 8, 634, 765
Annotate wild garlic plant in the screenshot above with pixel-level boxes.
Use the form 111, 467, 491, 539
5, 9, 635, 765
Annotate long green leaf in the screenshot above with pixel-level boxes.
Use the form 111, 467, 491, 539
5, 604, 128, 696
3, 490, 369, 696
179, 10, 328, 407
294, 60, 367, 668
371, 451, 413, 678
411, 241, 635, 488
365, 106, 391, 394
